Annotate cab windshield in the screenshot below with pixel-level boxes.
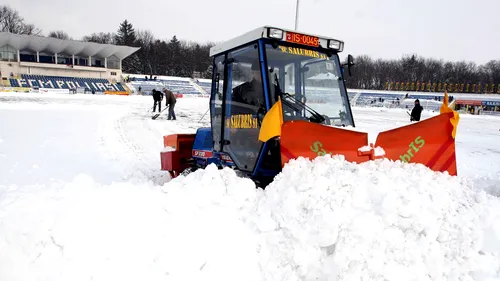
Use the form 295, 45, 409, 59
265, 43, 353, 127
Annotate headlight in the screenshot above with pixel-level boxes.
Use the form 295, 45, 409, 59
267, 28, 284, 39
328, 39, 344, 51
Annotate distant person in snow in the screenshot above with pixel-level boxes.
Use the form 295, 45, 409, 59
410, 99, 423, 122
152, 89, 163, 113
163, 87, 177, 120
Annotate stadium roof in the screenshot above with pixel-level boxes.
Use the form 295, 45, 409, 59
0, 32, 140, 60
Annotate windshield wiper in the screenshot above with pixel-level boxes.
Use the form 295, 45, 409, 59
273, 73, 325, 123
282, 93, 325, 123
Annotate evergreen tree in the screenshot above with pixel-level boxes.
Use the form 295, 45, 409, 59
168, 35, 182, 76
114, 20, 138, 73
115, 20, 136, 46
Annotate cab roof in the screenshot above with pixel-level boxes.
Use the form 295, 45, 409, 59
209, 26, 344, 57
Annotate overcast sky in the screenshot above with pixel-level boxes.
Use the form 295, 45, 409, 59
5, 0, 500, 64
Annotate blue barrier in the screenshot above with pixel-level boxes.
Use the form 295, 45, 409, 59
10, 74, 125, 92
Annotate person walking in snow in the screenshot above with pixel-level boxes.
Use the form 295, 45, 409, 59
152, 89, 163, 113
410, 99, 423, 122
163, 87, 177, 120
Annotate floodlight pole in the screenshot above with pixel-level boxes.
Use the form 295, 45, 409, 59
294, 0, 300, 31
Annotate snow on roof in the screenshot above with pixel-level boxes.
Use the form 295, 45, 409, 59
0, 32, 140, 59
209, 26, 344, 57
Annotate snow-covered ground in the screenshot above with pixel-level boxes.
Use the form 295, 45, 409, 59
0, 92, 499, 281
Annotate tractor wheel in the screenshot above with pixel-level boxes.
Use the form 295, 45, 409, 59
168, 167, 198, 179
180, 166, 198, 177
253, 177, 274, 189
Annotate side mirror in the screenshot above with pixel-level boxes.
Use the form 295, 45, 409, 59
342, 55, 355, 77
347, 54, 354, 66
346, 54, 355, 76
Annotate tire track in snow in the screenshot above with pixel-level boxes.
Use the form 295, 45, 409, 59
114, 116, 149, 167
97, 98, 210, 185
97, 110, 171, 185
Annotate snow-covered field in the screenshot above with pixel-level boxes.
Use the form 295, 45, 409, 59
0, 92, 499, 281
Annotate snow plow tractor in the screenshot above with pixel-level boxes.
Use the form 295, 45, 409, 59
160, 26, 460, 187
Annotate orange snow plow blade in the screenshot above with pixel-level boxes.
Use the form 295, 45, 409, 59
280, 120, 373, 165
278, 91, 459, 176
375, 111, 458, 175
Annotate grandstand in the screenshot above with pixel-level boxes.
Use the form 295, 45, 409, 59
347, 89, 500, 115
349, 90, 449, 111
124, 74, 210, 96
0, 32, 139, 93
197, 79, 212, 93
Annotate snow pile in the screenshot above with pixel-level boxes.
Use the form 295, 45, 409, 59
467, 175, 500, 198
253, 156, 500, 280
1, 156, 500, 280
0, 170, 262, 281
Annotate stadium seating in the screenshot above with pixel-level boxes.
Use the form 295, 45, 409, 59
9, 74, 125, 92
129, 81, 166, 95
196, 80, 212, 93
130, 78, 204, 95
162, 79, 200, 95
352, 91, 453, 111
8, 79, 20, 87
347, 92, 357, 102
356, 92, 406, 106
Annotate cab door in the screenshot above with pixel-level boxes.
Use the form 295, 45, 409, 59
221, 43, 266, 172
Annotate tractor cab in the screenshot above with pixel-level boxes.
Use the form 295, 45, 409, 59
208, 26, 356, 183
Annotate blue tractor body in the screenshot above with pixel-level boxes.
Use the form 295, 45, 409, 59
159, 26, 355, 187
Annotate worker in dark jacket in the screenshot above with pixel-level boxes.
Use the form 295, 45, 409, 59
232, 62, 264, 109
163, 88, 177, 120
152, 89, 163, 113
410, 99, 423, 122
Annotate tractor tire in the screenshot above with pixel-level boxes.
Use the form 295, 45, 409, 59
253, 176, 274, 189
180, 166, 198, 177
168, 166, 198, 179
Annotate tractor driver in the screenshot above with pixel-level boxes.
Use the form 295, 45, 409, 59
232, 61, 265, 110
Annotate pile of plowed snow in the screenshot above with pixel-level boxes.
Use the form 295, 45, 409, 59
1, 156, 499, 281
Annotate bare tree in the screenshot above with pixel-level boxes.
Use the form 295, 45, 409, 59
345, 53, 500, 93
0, 5, 42, 35
133, 29, 155, 73
136, 30, 154, 45
48, 30, 70, 40
82, 32, 116, 44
